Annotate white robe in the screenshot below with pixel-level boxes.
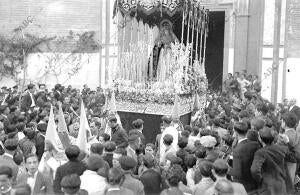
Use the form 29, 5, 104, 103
159, 125, 179, 163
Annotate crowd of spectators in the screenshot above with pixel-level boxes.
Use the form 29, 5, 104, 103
0, 70, 300, 195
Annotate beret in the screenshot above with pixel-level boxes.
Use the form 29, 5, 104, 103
119, 156, 137, 171
200, 135, 217, 148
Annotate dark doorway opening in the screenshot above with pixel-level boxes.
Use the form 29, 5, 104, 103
173, 11, 225, 91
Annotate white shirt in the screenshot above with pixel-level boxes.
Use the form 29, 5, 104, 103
159, 125, 178, 163
80, 170, 107, 195
28, 92, 36, 107
27, 171, 38, 192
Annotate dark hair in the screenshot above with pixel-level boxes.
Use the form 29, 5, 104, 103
192, 127, 200, 136
195, 147, 206, 159
132, 119, 143, 129
181, 130, 190, 138
107, 168, 124, 185
213, 159, 228, 177
24, 153, 38, 163
282, 112, 298, 129
234, 122, 248, 135
200, 129, 210, 137
61, 174, 81, 194
104, 141, 116, 152
65, 145, 80, 161
99, 133, 110, 142
0, 166, 13, 178
163, 134, 173, 146
178, 137, 188, 149
256, 103, 269, 116
185, 155, 196, 169
166, 165, 185, 187
90, 143, 104, 155
13, 151, 24, 165
184, 125, 192, 133
199, 161, 213, 177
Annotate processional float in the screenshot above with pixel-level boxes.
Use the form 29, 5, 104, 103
111, 0, 209, 137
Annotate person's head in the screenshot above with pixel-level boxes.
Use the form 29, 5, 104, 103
90, 143, 104, 156
132, 119, 144, 130
259, 127, 275, 145
195, 146, 206, 159
13, 151, 24, 166
99, 133, 110, 144
233, 122, 248, 137
181, 130, 190, 138
251, 118, 265, 131
0, 105, 9, 116
13, 184, 31, 195
212, 159, 228, 179
227, 73, 233, 79
255, 103, 269, 116
104, 141, 116, 153
143, 154, 155, 169
214, 179, 234, 195
283, 98, 289, 106
178, 137, 188, 149
0, 166, 13, 194
107, 168, 124, 187
118, 156, 137, 173
289, 98, 297, 107
108, 115, 118, 129
199, 161, 213, 178
27, 84, 35, 94
165, 164, 185, 187
163, 134, 173, 147
113, 148, 127, 168
145, 143, 155, 156
282, 112, 298, 129
185, 155, 196, 169
25, 154, 39, 175
65, 145, 80, 162
4, 138, 18, 152
128, 134, 140, 150
192, 127, 200, 136
87, 154, 104, 172
162, 116, 172, 127
60, 174, 81, 195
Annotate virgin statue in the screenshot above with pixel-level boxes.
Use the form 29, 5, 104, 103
148, 19, 179, 81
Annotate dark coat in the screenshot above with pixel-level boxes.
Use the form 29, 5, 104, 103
111, 124, 128, 148
290, 105, 300, 122
103, 153, 113, 168
140, 169, 162, 195
231, 139, 261, 192
17, 171, 53, 195
53, 160, 87, 194
21, 92, 36, 112
251, 144, 293, 195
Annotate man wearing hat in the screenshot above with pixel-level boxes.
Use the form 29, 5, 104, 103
21, 84, 36, 112
251, 127, 293, 195
119, 156, 145, 195
230, 122, 261, 193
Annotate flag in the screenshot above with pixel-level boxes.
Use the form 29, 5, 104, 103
45, 105, 63, 152
57, 102, 71, 149
193, 93, 200, 112
76, 100, 89, 154
171, 95, 180, 119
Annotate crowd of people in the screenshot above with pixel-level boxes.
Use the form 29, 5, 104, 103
0, 70, 300, 195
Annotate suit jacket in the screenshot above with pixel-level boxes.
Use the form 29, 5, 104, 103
251, 144, 293, 195
129, 129, 145, 146
17, 171, 53, 195
111, 125, 128, 148
231, 139, 261, 192
0, 153, 19, 182
122, 173, 145, 195
21, 92, 35, 112
53, 160, 87, 194
290, 105, 300, 122
103, 153, 114, 168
